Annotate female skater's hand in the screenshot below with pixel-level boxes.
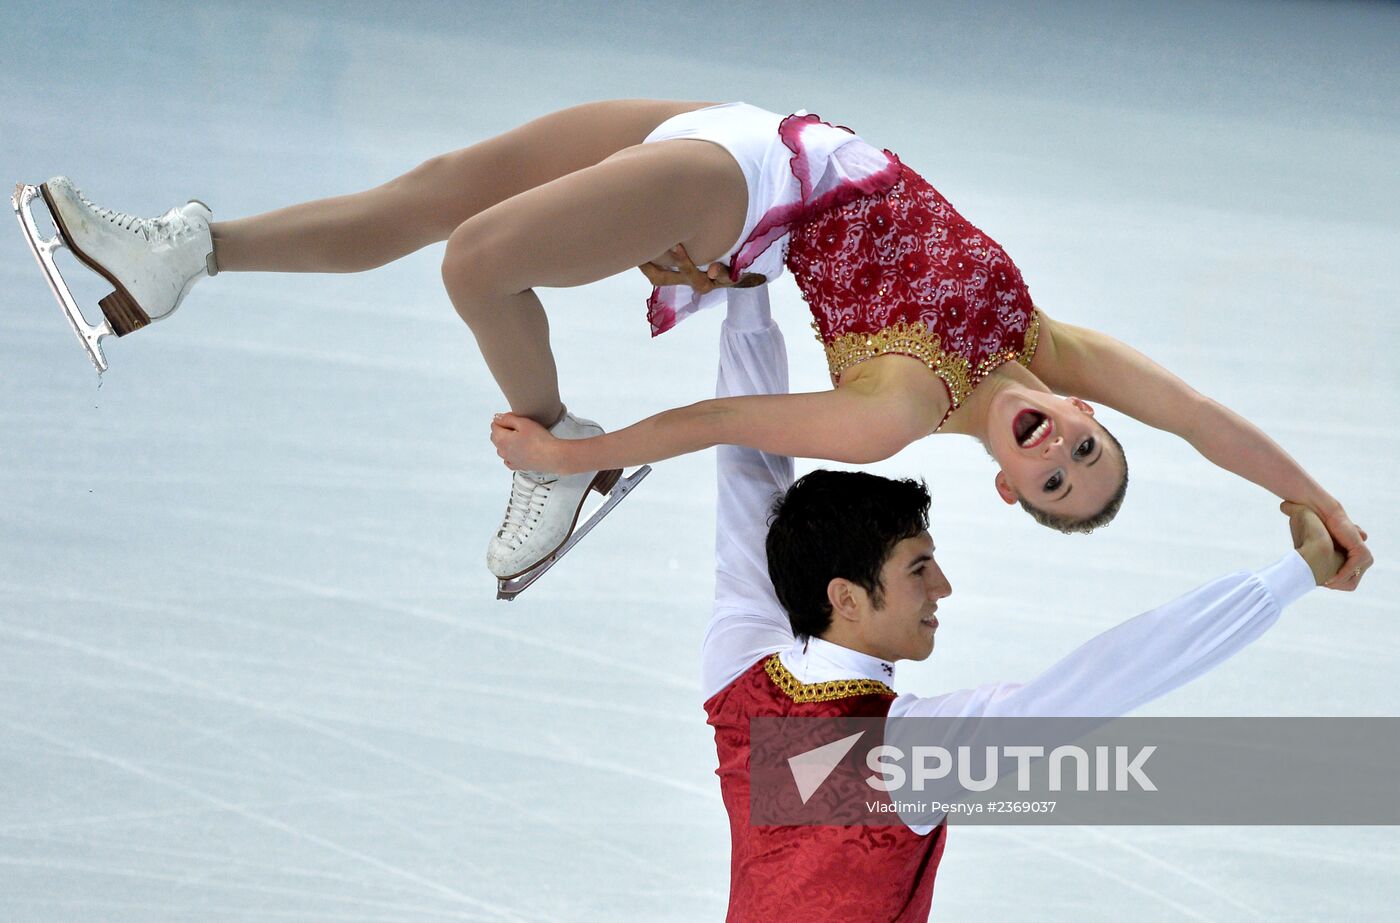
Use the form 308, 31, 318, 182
638, 244, 765, 293
1310, 504, 1372, 591
491, 413, 566, 474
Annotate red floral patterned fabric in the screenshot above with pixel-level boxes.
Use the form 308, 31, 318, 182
704, 655, 946, 922
786, 162, 1039, 424
646, 111, 902, 337
727, 113, 902, 285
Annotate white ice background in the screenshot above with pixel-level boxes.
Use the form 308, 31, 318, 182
1, 1, 1397, 920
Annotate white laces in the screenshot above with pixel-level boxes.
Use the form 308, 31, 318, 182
74, 188, 198, 243
75, 187, 155, 240
495, 471, 556, 550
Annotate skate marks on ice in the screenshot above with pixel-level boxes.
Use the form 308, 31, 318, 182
946, 825, 1400, 922
195, 563, 693, 691
0, 715, 529, 922
0, 612, 705, 907
948, 827, 1249, 922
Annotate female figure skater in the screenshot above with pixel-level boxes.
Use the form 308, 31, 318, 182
33, 100, 1369, 587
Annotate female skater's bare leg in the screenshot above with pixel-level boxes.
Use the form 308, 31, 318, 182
449, 139, 747, 579
441, 140, 748, 425
210, 99, 716, 273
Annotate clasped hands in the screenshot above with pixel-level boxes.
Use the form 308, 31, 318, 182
1307, 503, 1371, 592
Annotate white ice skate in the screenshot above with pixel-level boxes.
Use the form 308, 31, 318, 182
490, 411, 651, 600
11, 177, 216, 372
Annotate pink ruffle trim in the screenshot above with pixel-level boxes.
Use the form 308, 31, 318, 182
647, 111, 902, 338
646, 286, 679, 336
729, 113, 903, 281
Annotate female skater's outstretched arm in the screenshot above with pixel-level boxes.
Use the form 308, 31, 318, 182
490, 246, 940, 471
1032, 314, 1371, 590
492, 381, 934, 471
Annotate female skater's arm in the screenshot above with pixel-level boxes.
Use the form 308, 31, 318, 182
491, 385, 928, 474
1038, 315, 1370, 589
491, 243, 930, 471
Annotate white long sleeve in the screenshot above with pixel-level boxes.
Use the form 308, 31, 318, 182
889, 552, 1315, 720
700, 288, 797, 702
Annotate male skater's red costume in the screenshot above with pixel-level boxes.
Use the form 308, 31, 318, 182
707, 653, 944, 921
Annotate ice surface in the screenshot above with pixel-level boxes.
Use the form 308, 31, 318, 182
1, 1, 1396, 919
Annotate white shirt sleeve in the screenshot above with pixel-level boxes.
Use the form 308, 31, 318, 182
700, 288, 797, 702
889, 552, 1316, 720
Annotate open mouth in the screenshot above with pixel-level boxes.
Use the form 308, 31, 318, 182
1013, 409, 1051, 448
920, 614, 939, 630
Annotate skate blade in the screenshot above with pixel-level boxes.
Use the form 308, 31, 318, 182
11, 182, 112, 374
496, 465, 652, 601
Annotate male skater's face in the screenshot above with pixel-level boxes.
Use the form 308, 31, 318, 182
862, 531, 952, 663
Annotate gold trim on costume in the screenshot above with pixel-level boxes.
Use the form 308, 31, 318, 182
818, 308, 1042, 414
764, 654, 895, 703
1019, 309, 1041, 369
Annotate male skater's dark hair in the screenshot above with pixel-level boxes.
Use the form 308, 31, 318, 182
766, 470, 931, 638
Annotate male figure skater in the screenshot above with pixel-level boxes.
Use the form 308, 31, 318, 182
702, 289, 1341, 921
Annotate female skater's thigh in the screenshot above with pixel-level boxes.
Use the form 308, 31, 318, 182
421, 100, 717, 232
483, 99, 717, 188
448, 140, 747, 293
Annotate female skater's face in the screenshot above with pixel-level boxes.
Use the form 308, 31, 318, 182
985, 393, 1123, 519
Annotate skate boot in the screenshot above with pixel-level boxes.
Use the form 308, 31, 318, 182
40, 176, 216, 337
487, 411, 623, 580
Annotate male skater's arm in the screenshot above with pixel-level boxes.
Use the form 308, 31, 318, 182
892, 505, 1337, 720
700, 287, 797, 702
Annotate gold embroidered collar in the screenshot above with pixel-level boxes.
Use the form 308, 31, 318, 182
765, 654, 896, 703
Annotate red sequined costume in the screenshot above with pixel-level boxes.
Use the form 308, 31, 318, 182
786, 160, 1040, 428
643, 106, 903, 336
704, 655, 946, 923
644, 106, 1039, 430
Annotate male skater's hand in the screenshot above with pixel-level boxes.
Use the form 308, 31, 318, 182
1283, 502, 1346, 587
638, 244, 766, 293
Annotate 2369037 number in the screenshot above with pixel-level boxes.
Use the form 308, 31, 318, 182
986, 801, 1057, 814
